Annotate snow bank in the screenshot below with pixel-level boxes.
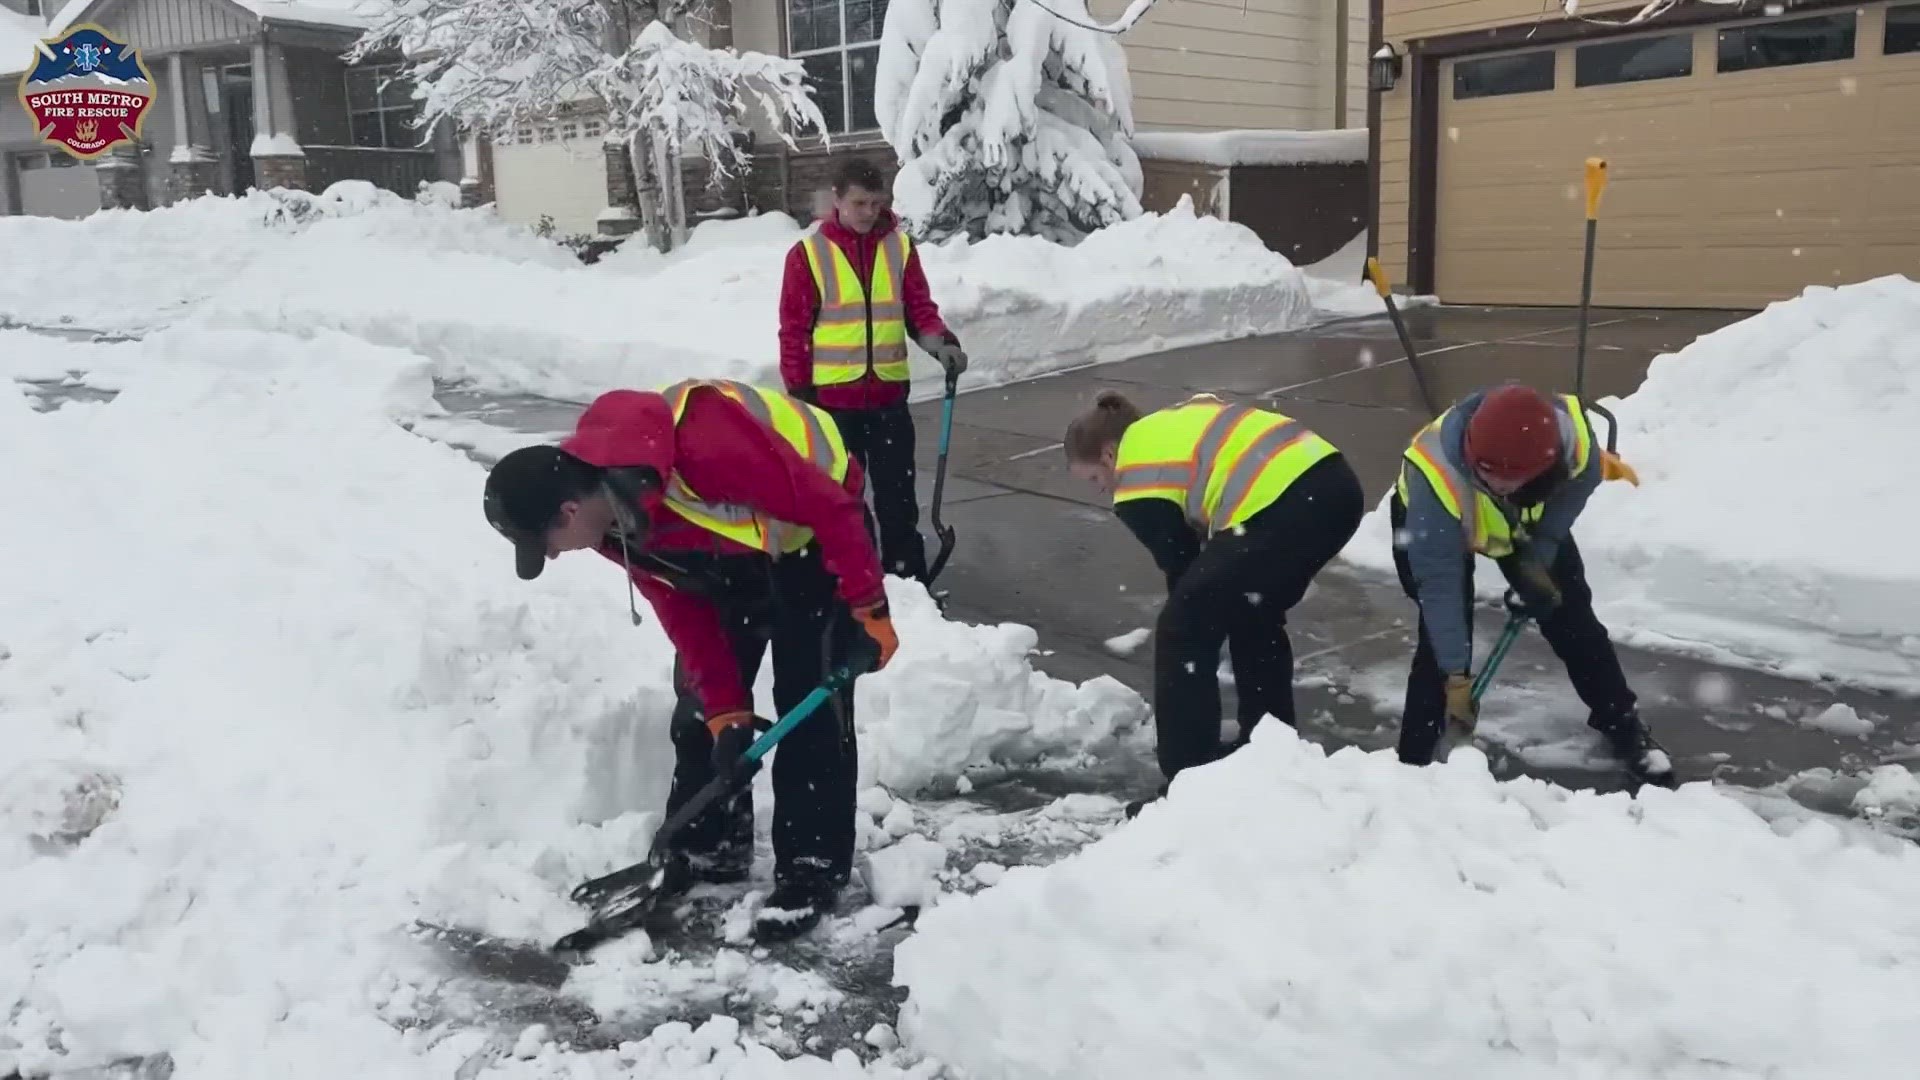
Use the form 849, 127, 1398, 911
1132, 127, 1368, 167
1, 10, 48, 77
0, 325, 1138, 1078
1342, 275, 1920, 692
0, 183, 1376, 407
894, 724, 1920, 1079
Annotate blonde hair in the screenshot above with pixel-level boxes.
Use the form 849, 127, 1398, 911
1063, 390, 1143, 463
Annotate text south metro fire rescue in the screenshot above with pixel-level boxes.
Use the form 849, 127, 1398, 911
23, 90, 146, 118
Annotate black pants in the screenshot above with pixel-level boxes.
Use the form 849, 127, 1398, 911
1153, 454, 1367, 779
827, 403, 928, 582
663, 545, 861, 889
1388, 493, 1638, 766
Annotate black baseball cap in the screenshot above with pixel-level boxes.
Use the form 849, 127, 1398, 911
483, 445, 600, 580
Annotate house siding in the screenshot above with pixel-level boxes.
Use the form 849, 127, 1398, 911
1107, 0, 1366, 131
1375, 0, 1644, 288
80, 0, 257, 54
728, 0, 1364, 143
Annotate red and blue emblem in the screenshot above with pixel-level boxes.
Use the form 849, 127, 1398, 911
15, 23, 156, 160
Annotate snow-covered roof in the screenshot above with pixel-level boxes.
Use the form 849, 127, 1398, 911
233, 0, 380, 30
1132, 128, 1369, 168
0, 9, 52, 77
1, 0, 373, 77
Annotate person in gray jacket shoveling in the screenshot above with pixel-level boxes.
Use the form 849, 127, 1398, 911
1388, 381, 1675, 786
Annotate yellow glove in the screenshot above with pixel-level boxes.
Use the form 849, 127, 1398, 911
1602, 450, 1640, 486
1444, 674, 1478, 736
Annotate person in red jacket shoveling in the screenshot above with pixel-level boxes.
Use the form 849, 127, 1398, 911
482, 378, 899, 942
779, 158, 967, 589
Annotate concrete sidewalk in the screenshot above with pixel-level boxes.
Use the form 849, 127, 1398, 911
908, 305, 1920, 804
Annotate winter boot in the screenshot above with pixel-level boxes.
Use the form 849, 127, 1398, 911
1598, 711, 1677, 788
1124, 780, 1171, 820
753, 859, 846, 942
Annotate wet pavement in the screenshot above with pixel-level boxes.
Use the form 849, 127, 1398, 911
898, 305, 1920, 804
446, 304, 1920, 814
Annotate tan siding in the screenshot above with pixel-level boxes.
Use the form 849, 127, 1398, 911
1384, 0, 1645, 40
1101, 0, 1359, 130
730, 0, 788, 140
1422, 4, 1920, 306
1377, 0, 1647, 282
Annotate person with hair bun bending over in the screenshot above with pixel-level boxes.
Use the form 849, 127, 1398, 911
1063, 390, 1365, 817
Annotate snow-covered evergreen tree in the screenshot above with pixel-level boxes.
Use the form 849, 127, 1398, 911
351, 0, 827, 251
876, 0, 1144, 245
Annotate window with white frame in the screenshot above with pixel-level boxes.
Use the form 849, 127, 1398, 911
788, 0, 888, 135
345, 63, 422, 149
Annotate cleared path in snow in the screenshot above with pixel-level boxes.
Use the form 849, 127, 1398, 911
900, 304, 1920, 822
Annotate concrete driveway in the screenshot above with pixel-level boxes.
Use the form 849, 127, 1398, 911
911, 305, 1920, 811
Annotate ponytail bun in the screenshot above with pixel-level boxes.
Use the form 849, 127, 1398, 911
1064, 389, 1143, 461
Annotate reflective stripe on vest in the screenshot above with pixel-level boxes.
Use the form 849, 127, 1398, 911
802, 230, 913, 386
660, 379, 851, 555
1394, 393, 1595, 558
1111, 395, 1340, 536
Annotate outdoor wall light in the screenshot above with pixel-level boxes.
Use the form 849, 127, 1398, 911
1370, 43, 1403, 92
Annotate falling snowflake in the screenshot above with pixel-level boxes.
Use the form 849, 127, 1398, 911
1691, 673, 1733, 707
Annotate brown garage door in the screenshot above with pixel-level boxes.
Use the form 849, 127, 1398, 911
1436, 2, 1920, 308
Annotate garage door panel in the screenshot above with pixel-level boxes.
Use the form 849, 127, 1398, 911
1435, 6, 1920, 308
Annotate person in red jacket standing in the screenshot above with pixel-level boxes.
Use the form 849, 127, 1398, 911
779, 158, 967, 587
481, 379, 899, 941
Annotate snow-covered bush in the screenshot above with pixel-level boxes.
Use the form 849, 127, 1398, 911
350, 0, 827, 251
877, 0, 1144, 244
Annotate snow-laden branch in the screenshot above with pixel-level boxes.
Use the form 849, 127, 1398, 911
1556, 0, 1752, 26
1020, 0, 1160, 35
349, 0, 827, 183
881, 0, 1142, 244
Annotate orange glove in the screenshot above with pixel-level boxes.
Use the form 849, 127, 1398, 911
705, 709, 754, 740
853, 600, 898, 671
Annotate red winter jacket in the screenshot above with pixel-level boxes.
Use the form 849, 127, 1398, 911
560, 386, 886, 717
778, 208, 951, 411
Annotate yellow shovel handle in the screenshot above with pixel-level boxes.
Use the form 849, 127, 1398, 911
1584, 157, 1609, 220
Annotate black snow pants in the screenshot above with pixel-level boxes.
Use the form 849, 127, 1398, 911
1388, 492, 1639, 766
663, 544, 862, 890
1152, 453, 1367, 780
826, 403, 928, 583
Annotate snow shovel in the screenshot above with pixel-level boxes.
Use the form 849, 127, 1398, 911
554, 660, 869, 954
1442, 592, 1530, 767
924, 369, 960, 586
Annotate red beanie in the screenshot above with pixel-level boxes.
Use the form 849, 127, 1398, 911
1464, 384, 1560, 484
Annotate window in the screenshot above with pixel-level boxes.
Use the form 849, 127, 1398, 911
1575, 32, 1693, 86
1717, 12, 1855, 72
345, 63, 421, 149
1452, 50, 1555, 99
1887, 3, 1920, 56
789, 0, 887, 134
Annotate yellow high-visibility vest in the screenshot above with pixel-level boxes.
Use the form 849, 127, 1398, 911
1112, 394, 1341, 536
801, 229, 913, 386
1394, 392, 1600, 559
659, 379, 851, 555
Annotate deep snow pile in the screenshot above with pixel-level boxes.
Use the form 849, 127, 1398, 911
0, 182, 1377, 405
1342, 274, 1920, 693
0, 325, 1142, 1078
893, 724, 1920, 1079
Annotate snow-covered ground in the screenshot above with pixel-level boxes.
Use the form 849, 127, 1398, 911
0, 183, 1384, 406
895, 724, 1920, 1080
0, 324, 1148, 1079
1341, 274, 1920, 694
